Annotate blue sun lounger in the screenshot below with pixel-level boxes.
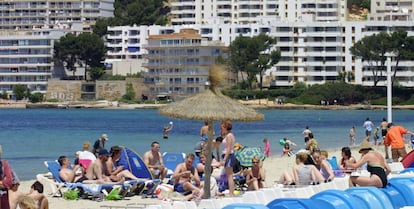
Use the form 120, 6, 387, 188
41, 161, 122, 197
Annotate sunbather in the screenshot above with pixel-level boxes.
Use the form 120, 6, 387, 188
27, 181, 48, 209
107, 146, 147, 181
279, 152, 323, 185
143, 141, 168, 180
17, 196, 36, 209
195, 152, 220, 178
246, 156, 266, 190
8, 181, 23, 209
172, 153, 203, 200
311, 150, 334, 182
58, 156, 84, 183
81, 149, 123, 184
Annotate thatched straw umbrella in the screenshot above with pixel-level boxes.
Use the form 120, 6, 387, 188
159, 64, 264, 198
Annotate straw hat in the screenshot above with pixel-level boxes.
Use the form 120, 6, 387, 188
234, 143, 244, 151
358, 140, 373, 153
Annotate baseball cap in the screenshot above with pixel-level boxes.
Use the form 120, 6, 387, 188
101, 134, 109, 140
98, 149, 110, 156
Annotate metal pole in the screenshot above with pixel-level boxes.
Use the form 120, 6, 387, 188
387, 56, 392, 123
386, 55, 392, 163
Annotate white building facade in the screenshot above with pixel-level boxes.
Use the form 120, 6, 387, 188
0, 0, 115, 31
169, 0, 347, 25
0, 30, 76, 94
106, 20, 414, 88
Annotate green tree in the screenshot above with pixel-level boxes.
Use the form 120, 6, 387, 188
29, 92, 44, 103
252, 34, 281, 90
89, 67, 106, 81
77, 33, 106, 80
122, 83, 136, 100
229, 34, 280, 89
13, 85, 27, 100
350, 32, 392, 86
54, 33, 82, 77
54, 33, 106, 80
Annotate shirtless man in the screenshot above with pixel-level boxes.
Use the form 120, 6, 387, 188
8, 182, 23, 209
200, 121, 209, 141
82, 149, 122, 184
58, 156, 83, 183
143, 141, 168, 179
27, 181, 48, 209
172, 153, 202, 199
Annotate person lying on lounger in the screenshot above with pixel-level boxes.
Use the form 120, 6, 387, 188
106, 146, 148, 181
58, 156, 84, 183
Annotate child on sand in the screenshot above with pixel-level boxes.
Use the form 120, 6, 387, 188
263, 138, 271, 157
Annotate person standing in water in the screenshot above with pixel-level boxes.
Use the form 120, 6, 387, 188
362, 117, 374, 142
163, 121, 173, 139
349, 126, 356, 146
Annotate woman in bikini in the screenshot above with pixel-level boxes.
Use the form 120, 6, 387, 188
246, 156, 266, 190
339, 146, 357, 174
346, 141, 391, 188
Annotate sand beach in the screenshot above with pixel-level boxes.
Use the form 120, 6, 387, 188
15, 143, 400, 209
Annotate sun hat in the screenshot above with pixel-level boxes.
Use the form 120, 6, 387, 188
358, 140, 373, 153
98, 149, 110, 156
234, 143, 243, 151
101, 134, 109, 140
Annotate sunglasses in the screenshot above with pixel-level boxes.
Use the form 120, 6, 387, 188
252, 161, 259, 164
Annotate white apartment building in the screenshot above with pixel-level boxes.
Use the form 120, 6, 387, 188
0, 0, 114, 31
169, 0, 347, 25
369, 0, 414, 21
0, 30, 77, 94
106, 21, 414, 88
141, 29, 226, 99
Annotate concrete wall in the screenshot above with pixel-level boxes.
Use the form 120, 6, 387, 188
95, 80, 126, 101
46, 78, 149, 101
45, 79, 83, 101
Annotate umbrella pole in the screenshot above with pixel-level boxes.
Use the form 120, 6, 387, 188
203, 120, 214, 199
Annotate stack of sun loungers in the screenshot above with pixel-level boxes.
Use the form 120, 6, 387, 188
143, 161, 414, 209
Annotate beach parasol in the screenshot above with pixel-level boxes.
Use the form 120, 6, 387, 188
235, 147, 265, 167
158, 64, 264, 198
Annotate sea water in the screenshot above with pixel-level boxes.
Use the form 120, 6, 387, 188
0, 108, 413, 180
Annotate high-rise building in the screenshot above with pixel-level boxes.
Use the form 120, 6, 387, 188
106, 20, 414, 88
0, 30, 76, 94
0, 0, 115, 31
368, 0, 413, 21
169, 0, 347, 25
